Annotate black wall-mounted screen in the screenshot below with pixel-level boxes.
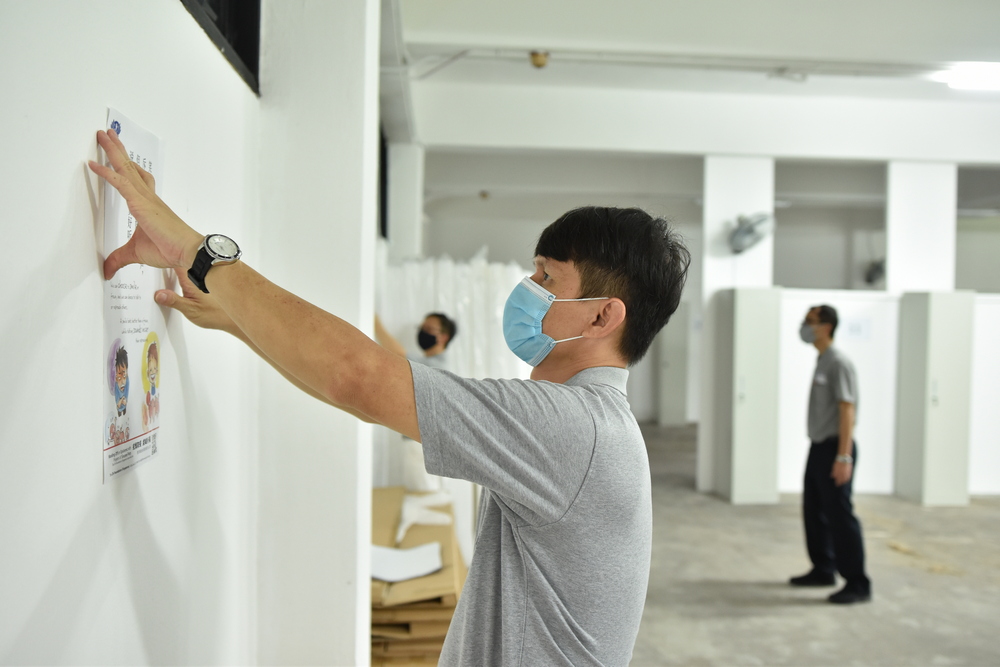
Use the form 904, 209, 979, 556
379, 130, 389, 239
181, 0, 261, 95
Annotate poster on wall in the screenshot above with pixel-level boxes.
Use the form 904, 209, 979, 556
102, 109, 166, 483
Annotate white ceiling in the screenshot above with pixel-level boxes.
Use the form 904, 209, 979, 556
380, 1, 1000, 225
397, 0, 1000, 101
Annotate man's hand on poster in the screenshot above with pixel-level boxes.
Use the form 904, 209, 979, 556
88, 129, 203, 280
155, 270, 238, 334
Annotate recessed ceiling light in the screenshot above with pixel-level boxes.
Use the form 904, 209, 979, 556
930, 62, 1000, 91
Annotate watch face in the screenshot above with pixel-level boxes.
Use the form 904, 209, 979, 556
206, 234, 239, 260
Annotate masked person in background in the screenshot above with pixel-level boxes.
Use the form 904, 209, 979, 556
90, 128, 689, 667
375, 312, 458, 490
375, 312, 457, 371
789, 304, 872, 604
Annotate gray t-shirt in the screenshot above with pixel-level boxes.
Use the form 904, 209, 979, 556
410, 362, 652, 667
807, 346, 859, 442
408, 350, 449, 371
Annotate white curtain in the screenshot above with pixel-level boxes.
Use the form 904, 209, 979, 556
372, 247, 531, 565
377, 250, 532, 382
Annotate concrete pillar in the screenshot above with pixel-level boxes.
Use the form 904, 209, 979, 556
257, 0, 379, 664
884, 162, 972, 504
895, 292, 974, 506
885, 162, 958, 293
387, 142, 425, 263
697, 156, 775, 493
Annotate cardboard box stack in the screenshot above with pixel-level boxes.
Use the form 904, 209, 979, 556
371, 487, 467, 666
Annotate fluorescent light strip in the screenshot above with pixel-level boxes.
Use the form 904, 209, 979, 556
930, 62, 1000, 91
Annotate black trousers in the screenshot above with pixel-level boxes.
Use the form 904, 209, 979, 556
802, 437, 870, 589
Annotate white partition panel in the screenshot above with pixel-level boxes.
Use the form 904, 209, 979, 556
778, 290, 900, 494
969, 296, 1000, 495
895, 292, 975, 506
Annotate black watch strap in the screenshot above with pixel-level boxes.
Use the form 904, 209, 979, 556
188, 245, 215, 294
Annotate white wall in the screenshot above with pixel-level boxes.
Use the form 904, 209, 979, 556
773, 208, 885, 290
969, 296, 1000, 495
777, 290, 900, 494
956, 218, 1000, 293
885, 162, 957, 293
0, 2, 259, 663
256, 1, 379, 665
0, 1, 379, 665
387, 143, 426, 262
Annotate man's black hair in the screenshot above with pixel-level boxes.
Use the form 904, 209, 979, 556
115, 346, 128, 368
535, 206, 690, 365
812, 304, 839, 337
428, 312, 457, 348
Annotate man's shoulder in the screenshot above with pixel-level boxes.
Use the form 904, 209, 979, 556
828, 346, 857, 374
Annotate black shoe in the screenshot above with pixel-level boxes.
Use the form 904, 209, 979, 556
789, 571, 836, 587
828, 584, 871, 604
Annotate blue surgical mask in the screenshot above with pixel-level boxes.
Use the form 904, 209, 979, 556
502, 276, 607, 366
800, 323, 816, 344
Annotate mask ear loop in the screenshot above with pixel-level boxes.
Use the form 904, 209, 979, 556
548, 297, 611, 344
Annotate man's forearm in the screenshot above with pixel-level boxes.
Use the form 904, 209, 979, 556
230, 327, 376, 423
205, 260, 420, 439
838, 402, 855, 455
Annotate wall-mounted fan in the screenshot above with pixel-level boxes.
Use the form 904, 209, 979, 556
728, 213, 774, 254
864, 259, 885, 285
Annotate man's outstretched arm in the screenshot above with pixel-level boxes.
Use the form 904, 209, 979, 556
154, 270, 378, 425
90, 129, 420, 440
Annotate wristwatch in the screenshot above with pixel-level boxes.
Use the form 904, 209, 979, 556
835, 454, 854, 464
188, 234, 241, 293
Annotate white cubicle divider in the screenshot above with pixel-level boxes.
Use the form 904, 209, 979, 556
701, 288, 781, 504
724, 289, 782, 504
968, 295, 1000, 495
895, 292, 975, 506
777, 290, 900, 494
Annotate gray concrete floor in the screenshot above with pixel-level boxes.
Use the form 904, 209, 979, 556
631, 424, 1000, 667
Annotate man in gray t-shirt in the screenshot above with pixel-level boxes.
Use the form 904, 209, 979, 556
89, 136, 688, 667
412, 364, 650, 665
790, 305, 872, 605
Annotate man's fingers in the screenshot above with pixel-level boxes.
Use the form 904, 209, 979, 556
104, 243, 140, 279
155, 288, 190, 314
132, 161, 156, 191
95, 130, 149, 196
96, 130, 131, 171
88, 157, 141, 203
174, 267, 200, 296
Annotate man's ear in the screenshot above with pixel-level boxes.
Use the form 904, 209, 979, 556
584, 299, 626, 339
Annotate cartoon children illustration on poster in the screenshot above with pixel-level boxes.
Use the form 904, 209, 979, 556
114, 345, 129, 416
106, 338, 131, 448
141, 333, 160, 430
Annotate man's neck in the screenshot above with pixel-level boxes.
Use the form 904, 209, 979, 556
423, 345, 447, 358
814, 338, 833, 355
530, 348, 627, 384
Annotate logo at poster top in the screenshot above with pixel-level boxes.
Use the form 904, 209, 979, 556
111, 120, 121, 135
